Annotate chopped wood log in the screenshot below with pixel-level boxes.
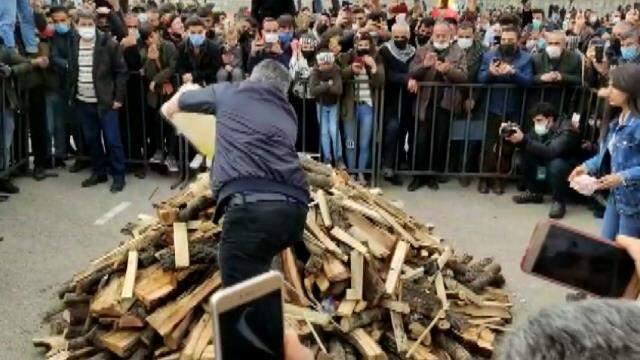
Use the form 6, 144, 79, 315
381, 300, 411, 314
346, 328, 387, 360
468, 263, 504, 293
165, 309, 195, 350
340, 308, 385, 333
385, 241, 409, 295
408, 322, 432, 346
346, 250, 364, 301
117, 314, 145, 329
449, 303, 511, 320
330, 227, 369, 256
363, 258, 385, 304
306, 213, 347, 261
180, 313, 210, 360
336, 299, 358, 317
338, 198, 388, 226
316, 190, 333, 228
434, 332, 472, 360
306, 173, 333, 190
146, 272, 221, 337
173, 223, 190, 269
284, 304, 332, 326
323, 256, 350, 282
389, 310, 408, 352
281, 248, 311, 307
90, 275, 132, 317
98, 329, 141, 358
121, 251, 138, 300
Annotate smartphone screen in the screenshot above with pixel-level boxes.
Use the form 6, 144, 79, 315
531, 224, 635, 297
217, 288, 284, 359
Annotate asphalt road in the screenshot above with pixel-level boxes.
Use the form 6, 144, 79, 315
0, 170, 600, 359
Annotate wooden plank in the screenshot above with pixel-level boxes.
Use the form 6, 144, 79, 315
193, 317, 213, 360
330, 227, 369, 256
147, 272, 222, 337
390, 310, 408, 352
164, 310, 194, 350
306, 213, 347, 261
374, 207, 418, 247
406, 309, 445, 358
336, 299, 358, 317
381, 300, 410, 314
346, 250, 364, 300
98, 330, 141, 358
354, 300, 368, 313
90, 275, 131, 317
385, 241, 409, 295
437, 247, 452, 269
435, 273, 448, 310
348, 225, 390, 258
340, 199, 388, 225
346, 328, 387, 360
322, 256, 350, 282
449, 303, 512, 319
201, 345, 215, 360
316, 190, 333, 228
173, 223, 190, 269
315, 273, 330, 292
134, 264, 182, 309
180, 313, 209, 360
121, 251, 138, 300
284, 304, 331, 326
281, 248, 310, 306
345, 212, 397, 252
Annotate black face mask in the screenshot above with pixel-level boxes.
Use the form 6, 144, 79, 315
416, 34, 431, 45
356, 47, 370, 56
302, 50, 315, 60
611, 38, 622, 53
500, 44, 516, 56
317, 23, 329, 35
206, 29, 216, 40
394, 38, 408, 49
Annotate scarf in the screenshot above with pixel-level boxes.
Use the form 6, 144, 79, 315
383, 40, 416, 63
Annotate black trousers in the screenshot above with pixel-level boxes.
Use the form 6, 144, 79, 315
522, 152, 576, 203
28, 86, 49, 168
414, 106, 451, 173
217, 198, 307, 358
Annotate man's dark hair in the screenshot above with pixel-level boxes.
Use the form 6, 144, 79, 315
419, 16, 436, 28
444, 17, 458, 26
278, 14, 295, 29
529, 102, 557, 121
196, 7, 212, 19
499, 13, 521, 27
531, 8, 545, 16
459, 21, 475, 32
76, 8, 96, 23
262, 16, 277, 28
355, 30, 372, 43
352, 6, 365, 15
184, 16, 205, 29
48, 5, 68, 16
367, 10, 386, 22
139, 23, 154, 42
501, 25, 521, 39
147, 7, 160, 16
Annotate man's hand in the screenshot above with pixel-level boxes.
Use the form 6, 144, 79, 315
597, 173, 624, 190
540, 72, 557, 82
251, 37, 265, 55
499, 63, 515, 75
363, 55, 376, 71
568, 165, 588, 182
96, 6, 111, 15
489, 61, 502, 76
423, 52, 437, 68
120, 33, 137, 48
407, 78, 418, 93
616, 235, 640, 276
162, 82, 174, 95
160, 83, 201, 119
284, 330, 313, 360
597, 86, 611, 98
182, 73, 193, 84
351, 62, 364, 74
464, 98, 475, 113
113, 101, 123, 109
147, 44, 159, 60
32, 56, 49, 69
505, 127, 524, 144
149, 81, 156, 93
225, 64, 233, 72
270, 41, 283, 55
435, 60, 451, 74
107, 0, 120, 11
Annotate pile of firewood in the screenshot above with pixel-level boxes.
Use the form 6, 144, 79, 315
34, 156, 512, 360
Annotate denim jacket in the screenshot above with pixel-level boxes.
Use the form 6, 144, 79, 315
584, 113, 640, 216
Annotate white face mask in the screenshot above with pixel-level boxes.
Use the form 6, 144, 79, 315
77, 26, 96, 40
457, 38, 473, 49
534, 123, 549, 136
264, 32, 279, 44
433, 40, 450, 51
545, 45, 562, 59
138, 13, 148, 23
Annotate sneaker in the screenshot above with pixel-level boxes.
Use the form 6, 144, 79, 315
33, 167, 47, 181
512, 191, 544, 204
425, 177, 439, 190
110, 177, 126, 193
150, 150, 164, 164
0, 179, 19, 194
190, 154, 204, 169
166, 155, 179, 173
407, 177, 425, 192
81, 174, 108, 188
549, 201, 567, 219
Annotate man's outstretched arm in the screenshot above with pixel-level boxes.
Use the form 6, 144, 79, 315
160, 83, 217, 119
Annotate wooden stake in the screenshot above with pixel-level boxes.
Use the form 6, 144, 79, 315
385, 241, 409, 295
331, 227, 369, 256
406, 309, 445, 359
173, 223, 189, 269
347, 250, 364, 300
389, 310, 408, 352
120, 251, 138, 300
316, 190, 333, 228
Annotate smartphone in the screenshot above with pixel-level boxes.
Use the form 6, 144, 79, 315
210, 271, 285, 360
493, 35, 502, 46
594, 42, 605, 63
522, 220, 640, 298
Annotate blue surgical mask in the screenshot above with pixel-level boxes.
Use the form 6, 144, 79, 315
621, 45, 638, 61
279, 32, 293, 45
54, 23, 70, 34
189, 33, 205, 47
537, 37, 546, 50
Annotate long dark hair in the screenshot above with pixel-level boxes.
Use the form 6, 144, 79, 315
610, 63, 640, 116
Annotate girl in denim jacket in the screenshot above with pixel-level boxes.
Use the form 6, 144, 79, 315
570, 64, 640, 240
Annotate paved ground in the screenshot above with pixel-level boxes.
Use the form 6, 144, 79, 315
0, 170, 600, 359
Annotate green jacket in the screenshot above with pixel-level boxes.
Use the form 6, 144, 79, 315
0, 46, 33, 110
338, 48, 385, 123
533, 49, 582, 86
143, 39, 178, 108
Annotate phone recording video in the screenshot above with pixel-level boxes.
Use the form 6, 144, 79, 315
210, 272, 284, 360
522, 221, 639, 298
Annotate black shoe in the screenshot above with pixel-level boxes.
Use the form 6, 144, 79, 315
549, 201, 566, 219
69, 160, 89, 173
492, 180, 505, 195
81, 174, 108, 188
0, 179, 19, 194
425, 177, 439, 190
512, 191, 544, 204
110, 178, 125, 193
407, 177, 425, 192
592, 207, 605, 219
133, 167, 146, 179
458, 177, 472, 187
33, 167, 47, 181
478, 179, 489, 194
55, 158, 66, 168
437, 176, 449, 184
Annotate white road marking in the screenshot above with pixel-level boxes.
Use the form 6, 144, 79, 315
94, 202, 132, 225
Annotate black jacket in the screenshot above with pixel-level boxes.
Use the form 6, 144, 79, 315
379, 44, 414, 118
66, 30, 128, 112
50, 29, 75, 97
175, 39, 221, 86
519, 119, 582, 161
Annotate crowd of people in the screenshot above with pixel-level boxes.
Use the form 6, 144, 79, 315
0, 0, 639, 225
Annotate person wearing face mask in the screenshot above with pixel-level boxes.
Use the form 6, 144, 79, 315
163, 14, 185, 47
277, 14, 296, 50
618, 29, 640, 65
379, 22, 416, 186
477, 25, 534, 195
405, 21, 467, 192
504, 102, 581, 219
94, 1, 127, 41
413, 17, 435, 48
69, 9, 128, 193
247, 17, 291, 73
175, 16, 221, 86
289, 34, 320, 154
339, 31, 385, 185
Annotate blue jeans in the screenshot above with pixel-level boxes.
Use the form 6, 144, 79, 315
317, 103, 342, 164
0, 0, 39, 53
0, 108, 14, 177
344, 103, 374, 172
77, 102, 125, 178
45, 92, 67, 159
601, 196, 640, 240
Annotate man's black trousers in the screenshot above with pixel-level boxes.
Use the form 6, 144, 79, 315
522, 152, 576, 203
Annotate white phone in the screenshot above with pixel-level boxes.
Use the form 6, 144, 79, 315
209, 271, 285, 360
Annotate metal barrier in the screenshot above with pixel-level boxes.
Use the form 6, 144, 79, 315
375, 82, 602, 183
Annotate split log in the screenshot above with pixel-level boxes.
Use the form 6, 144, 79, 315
340, 308, 385, 332
346, 328, 388, 360
281, 248, 311, 306
434, 332, 472, 360
98, 329, 141, 358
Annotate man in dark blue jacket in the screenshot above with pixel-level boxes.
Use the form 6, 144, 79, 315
162, 60, 308, 358
478, 25, 534, 194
